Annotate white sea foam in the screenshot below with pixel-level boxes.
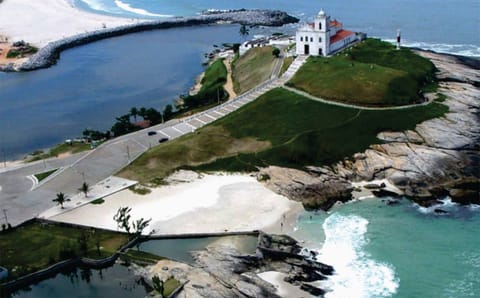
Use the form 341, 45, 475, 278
415, 197, 459, 214
114, 0, 173, 18
384, 38, 480, 57
316, 213, 399, 298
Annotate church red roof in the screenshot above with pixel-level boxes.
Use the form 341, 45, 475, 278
329, 20, 342, 28
330, 30, 355, 43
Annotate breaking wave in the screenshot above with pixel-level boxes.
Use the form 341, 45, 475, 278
316, 213, 399, 298
114, 0, 173, 18
384, 39, 480, 57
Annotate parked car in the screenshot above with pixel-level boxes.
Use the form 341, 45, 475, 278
147, 131, 157, 136
158, 137, 169, 143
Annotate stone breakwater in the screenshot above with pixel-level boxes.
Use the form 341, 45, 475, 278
261, 51, 480, 209
141, 233, 333, 297
1, 10, 298, 72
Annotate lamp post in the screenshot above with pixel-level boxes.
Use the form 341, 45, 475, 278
2, 209, 8, 225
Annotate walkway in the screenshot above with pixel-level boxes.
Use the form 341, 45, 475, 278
283, 83, 434, 110
223, 58, 237, 98
1, 55, 308, 226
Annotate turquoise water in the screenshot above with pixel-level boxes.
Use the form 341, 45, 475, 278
75, 0, 480, 57
8, 264, 149, 298
293, 198, 480, 297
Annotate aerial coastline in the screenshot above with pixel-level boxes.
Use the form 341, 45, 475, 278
1, 1, 480, 297
0, 0, 297, 71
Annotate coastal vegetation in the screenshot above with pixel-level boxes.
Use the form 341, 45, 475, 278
232, 46, 277, 93
180, 58, 228, 110
28, 142, 90, 162
120, 88, 447, 183
280, 56, 294, 76
34, 169, 57, 182
287, 39, 437, 106
0, 221, 129, 280
6, 43, 37, 58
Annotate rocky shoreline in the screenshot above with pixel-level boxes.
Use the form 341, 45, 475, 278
0, 9, 298, 72
261, 50, 479, 209
141, 232, 333, 297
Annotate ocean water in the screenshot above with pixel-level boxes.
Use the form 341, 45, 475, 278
293, 198, 480, 297
0, 25, 246, 159
75, 0, 480, 57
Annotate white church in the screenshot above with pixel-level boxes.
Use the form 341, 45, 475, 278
296, 9, 357, 56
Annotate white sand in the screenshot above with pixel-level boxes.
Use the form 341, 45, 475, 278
49, 173, 304, 235
0, 0, 142, 47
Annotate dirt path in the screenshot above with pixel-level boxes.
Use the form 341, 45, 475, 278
223, 59, 237, 99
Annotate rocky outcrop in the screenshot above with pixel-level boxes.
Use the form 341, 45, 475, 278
261, 51, 479, 208
1, 10, 298, 72
259, 166, 353, 210
144, 233, 333, 297
345, 51, 479, 205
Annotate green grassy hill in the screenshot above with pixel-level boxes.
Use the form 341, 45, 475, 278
232, 46, 277, 94
287, 39, 437, 106
120, 88, 447, 183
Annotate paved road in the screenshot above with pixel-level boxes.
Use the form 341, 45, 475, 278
0, 55, 308, 226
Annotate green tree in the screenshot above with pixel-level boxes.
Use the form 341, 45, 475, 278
111, 114, 136, 137
163, 104, 173, 121
272, 47, 281, 58
143, 108, 163, 125
133, 217, 152, 236
79, 182, 90, 197
113, 206, 132, 234
53, 192, 70, 209
139, 107, 147, 120
152, 275, 164, 295
239, 24, 249, 40
130, 107, 139, 123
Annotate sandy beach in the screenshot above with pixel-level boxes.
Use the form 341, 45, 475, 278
50, 172, 304, 235
0, 0, 141, 47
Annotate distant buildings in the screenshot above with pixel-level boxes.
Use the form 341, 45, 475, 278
296, 9, 357, 56
239, 35, 294, 56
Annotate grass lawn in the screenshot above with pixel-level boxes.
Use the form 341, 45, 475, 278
280, 56, 294, 76
232, 46, 277, 94
120, 88, 447, 183
120, 249, 164, 266
287, 38, 437, 106
181, 59, 228, 110
163, 277, 181, 296
29, 142, 91, 162
118, 125, 270, 184
0, 221, 129, 280
34, 169, 57, 182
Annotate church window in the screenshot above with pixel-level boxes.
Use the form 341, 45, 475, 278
319, 37, 322, 42
310, 37, 313, 42
300, 37, 303, 42
319, 22, 322, 30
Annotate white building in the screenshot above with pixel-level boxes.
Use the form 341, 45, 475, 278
296, 9, 357, 56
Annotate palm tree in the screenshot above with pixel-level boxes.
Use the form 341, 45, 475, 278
139, 107, 147, 120
130, 107, 139, 123
79, 182, 90, 197
53, 192, 70, 209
